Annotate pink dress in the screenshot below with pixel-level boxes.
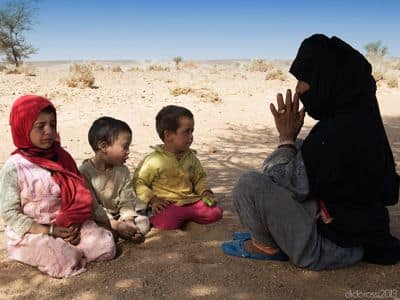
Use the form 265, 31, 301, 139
5, 154, 116, 278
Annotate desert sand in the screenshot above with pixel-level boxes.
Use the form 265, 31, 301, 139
1, 61, 400, 299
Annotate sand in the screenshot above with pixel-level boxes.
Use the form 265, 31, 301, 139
1, 61, 400, 299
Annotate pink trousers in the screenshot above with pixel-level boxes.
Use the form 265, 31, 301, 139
150, 200, 223, 230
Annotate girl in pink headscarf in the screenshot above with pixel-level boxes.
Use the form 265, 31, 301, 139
0, 95, 116, 278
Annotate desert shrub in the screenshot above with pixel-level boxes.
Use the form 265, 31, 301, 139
64, 63, 95, 88
391, 60, 400, 70
183, 60, 198, 69
170, 87, 194, 96
89, 62, 105, 71
172, 56, 183, 68
20, 64, 36, 76
111, 65, 123, 72
372, 69, 385, 82
147, 65, 170, 71
3, 63, 19, 74
209, 65, 219, 74
128, 66, 144, 72
248, 59, 270, 72
365, 41, 388, 58
2, 63, 36, 76
170, 87, 221, 102
265, 68, 286, 81
195, 88, 221, 102
0, 63, 5, 71
233, 73, 247, 80
387, 78, 398, 88
385, 72, 399, 88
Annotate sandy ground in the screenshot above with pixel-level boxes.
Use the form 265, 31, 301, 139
1, 61, 400, 299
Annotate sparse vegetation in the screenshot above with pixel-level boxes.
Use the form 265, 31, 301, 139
172, 56, 183, 69
111, 65, 123, 72
170, 87, 221, 102
128, 66, 144, 72
248, 59, 270, 72
183, 60, 198, 69
2, 63, 36, 75
364, 41, 388, 58
89, 62, 105, 71
0, 0, 37, 66
363, 42, 400, 88
265, 68, 286, 81
147, 64, 170, 72
64, 63, 95, 88
387, 77, 398, 88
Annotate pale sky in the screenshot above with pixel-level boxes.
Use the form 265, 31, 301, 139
2, 0, 400, 61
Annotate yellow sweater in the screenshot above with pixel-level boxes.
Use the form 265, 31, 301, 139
133, 145, 209, 206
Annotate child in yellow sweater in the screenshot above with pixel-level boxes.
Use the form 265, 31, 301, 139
133, 105, 223, 230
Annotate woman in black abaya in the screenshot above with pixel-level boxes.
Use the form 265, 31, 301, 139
222, 34, 400, 269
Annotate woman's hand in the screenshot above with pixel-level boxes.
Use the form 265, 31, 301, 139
270, 89, 305, 143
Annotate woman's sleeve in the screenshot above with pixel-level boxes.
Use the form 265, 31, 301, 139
262, 142, 309, 201
0, 160, 34, 236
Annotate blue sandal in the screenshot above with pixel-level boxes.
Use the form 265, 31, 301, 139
232, 231, 251, 240
221, 239, 288, 261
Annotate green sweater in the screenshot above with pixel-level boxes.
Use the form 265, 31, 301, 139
133, 145, 209, 207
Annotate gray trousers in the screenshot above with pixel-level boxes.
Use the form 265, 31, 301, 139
233, 171, 363, 270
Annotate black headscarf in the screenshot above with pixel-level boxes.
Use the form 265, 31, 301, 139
290, 34, 400, 264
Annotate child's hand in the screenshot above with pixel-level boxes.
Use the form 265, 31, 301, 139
123, 220, 144, 243
54, 224, 81, 245
150, 197, 172, 214
201, 191, 218, 205
116, 221, 142, 242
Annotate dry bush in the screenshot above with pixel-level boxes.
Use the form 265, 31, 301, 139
3, 63, 36, 76
3, 63, 20, 74
128, 66, 144, 72
265, 68, 286, 81
170, 87, 221, 102
248, 59, 270, 72
111, 65, 123, 72
391, 60, 400, 70
64, 63, 95, 88
89, 62, 105, 71
233, 73, 247, 80
0, 64, 6, 72
147, 65, 170, 72
385, 72, 399, 88
170, 87, 194, 96
183, 61, 198, 69
209, 66, 219, 74
387, 78, 398, 88
195, 88, 221, 102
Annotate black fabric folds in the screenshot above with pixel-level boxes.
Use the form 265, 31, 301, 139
290, 34, 400, 265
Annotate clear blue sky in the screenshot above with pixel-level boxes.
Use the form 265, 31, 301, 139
4, 0, 400, 61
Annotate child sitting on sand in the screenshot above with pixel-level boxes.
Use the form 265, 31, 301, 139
0, 95, 116, 278
80, 117, 150, 242
133, 105, 223, 230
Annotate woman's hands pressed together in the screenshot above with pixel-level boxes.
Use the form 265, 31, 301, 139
270, 89, 305, 143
